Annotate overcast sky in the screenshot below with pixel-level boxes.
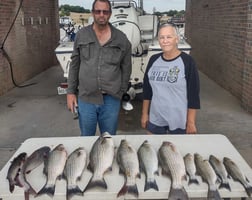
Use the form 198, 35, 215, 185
58, 0, 186, 13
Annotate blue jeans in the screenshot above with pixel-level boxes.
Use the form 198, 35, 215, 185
78, 95, 120, 136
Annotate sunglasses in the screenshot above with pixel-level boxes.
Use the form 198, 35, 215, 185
92, 9, 111, 15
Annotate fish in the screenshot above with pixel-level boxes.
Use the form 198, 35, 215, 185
6, 152, 27, 193
22, 146, 51, 174
223, 157, 252, 197
63, 147, 87, 200
194, 153, 221, 200
209, 155, 231, 191
83, 132, 115, 192
137, 140, 159, 191
37, 144, 68, 197
183, 153, 199, 185
158, 141, 189, 200
117, 139, 140, 198
16, 146, 51, 199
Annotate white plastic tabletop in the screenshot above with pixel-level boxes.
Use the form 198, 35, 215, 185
0, 134, 251, 200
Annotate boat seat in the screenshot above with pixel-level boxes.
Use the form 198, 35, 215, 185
138, 15, 158, 41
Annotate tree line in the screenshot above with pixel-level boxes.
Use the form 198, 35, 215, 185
59, 4, 185, 17
59, 5, 91, 17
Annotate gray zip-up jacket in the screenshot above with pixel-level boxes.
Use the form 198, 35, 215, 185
67, 23, 132, 104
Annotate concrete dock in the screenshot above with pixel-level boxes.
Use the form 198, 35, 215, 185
0, 65, 251, 170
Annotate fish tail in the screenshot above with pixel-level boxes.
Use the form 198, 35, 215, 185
36, 184, 55, 197
218, 181, 231, 191
244, 184, 252, 197
188, 177, 199, 185
8, 183, 15, 193
67, 185, 83, 200
207, 188, 222, 200
117, 183, 139, 198
144, 179, 159, 191
83, 177, 107, 192
168, 187, 189, 200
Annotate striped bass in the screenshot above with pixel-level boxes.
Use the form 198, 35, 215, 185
117, 139, 140, 198
158, 141, 189, 200
223, 157, 252, 197
37, 144, 68, 198
6, 152, 27, 193
137, 140, 159, 191
18, 146, 51, 200
209, 155, 231, 191
183, 153, 199, 185
84, 132, 114, 192
194, 153, 221, 200
63, 147, 87, 200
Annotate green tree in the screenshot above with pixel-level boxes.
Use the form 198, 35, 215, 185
59, 4, 91, 16
154, 10, 185, 17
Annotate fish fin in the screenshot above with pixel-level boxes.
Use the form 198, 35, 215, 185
118, 168, 124, 175
67, 185, 83, 200
208, 188, 222, 200
144, 179, 159, 191
168, 187, 189, 200
138, 162, 144, 173
188, 177, 199, 185
63, 173, 68, 180
77, 176, 82, 181
28, 186, 37, 196
117, 183, 138, 198
87, 163, 93, 173
14, 175, 24, 188
244, 184, 252, 197
105, 166, 113, 173
36, 184, 55, 197
182, 174, 187, 181
9, 183, 15, 193
216, 176, 221, 184
58, 174, 64, 181
160, 168, 171, 177
219, 181, 231, 191
83, 177, 107, 192
117, 183, 128, 197
24, 191, 29, 200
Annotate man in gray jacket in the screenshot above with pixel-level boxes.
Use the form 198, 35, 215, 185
67, 0, 132, 136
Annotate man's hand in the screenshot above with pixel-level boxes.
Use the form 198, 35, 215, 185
67, 94, 78, 113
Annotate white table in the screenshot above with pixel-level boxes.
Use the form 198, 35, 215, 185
0, 134, 251, 200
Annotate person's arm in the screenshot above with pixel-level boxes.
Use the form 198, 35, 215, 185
120, 41, 132, 95
67, 31, 80, 113
186, 108, 197, 134
141, 100, 150, 129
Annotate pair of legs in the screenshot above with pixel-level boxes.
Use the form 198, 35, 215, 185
77, 95, 120, 136
146, 121, 186, 134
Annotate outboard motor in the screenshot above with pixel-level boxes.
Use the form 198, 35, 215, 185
110, 1, 141, 53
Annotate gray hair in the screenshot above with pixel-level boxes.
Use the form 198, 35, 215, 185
158, 23, 180, 37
